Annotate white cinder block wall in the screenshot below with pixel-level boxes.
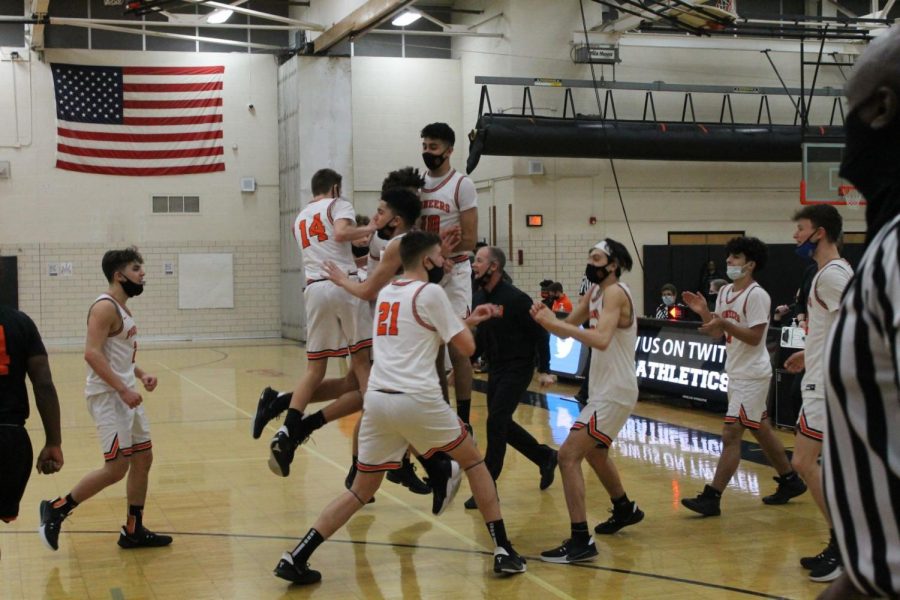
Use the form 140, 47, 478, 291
0, 50, 281, 343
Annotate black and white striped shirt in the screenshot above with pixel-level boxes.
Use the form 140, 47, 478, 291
824, 212, 900, 597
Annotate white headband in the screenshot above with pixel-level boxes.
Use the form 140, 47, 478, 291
592, 240, 610, 256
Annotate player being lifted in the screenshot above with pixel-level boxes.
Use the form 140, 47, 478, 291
272, 231, 525, 585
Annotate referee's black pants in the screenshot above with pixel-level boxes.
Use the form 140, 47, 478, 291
483, 361, 552, 481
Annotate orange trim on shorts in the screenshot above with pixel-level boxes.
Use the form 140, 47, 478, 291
348, 339, 372, 354
798, 411, 823, 441
306, 347, 351, 360
130, 440, 153, 453
104, 435, 121, 461
588, 415, 614, 447
737, 405, 763, 430
357, 460, 402, 473
422, 422, 468, 458
450, 254, 469, 264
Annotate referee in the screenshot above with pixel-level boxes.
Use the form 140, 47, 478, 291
463, 246, 557, 509
1, 302, 64, 554
820, 26, 900, 599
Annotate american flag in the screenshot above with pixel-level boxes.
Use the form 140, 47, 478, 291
50, 64, 225, 176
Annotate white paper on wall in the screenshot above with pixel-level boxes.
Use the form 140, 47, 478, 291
178, 253, 234, 309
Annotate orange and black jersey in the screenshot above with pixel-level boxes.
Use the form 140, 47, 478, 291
0, 306, 47, 426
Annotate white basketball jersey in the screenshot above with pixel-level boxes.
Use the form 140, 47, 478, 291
715, 282, 772, 379
367, 232, 406, 276
587, 283, 639, 406
803, 259, 853, 397
420, 170, 477, 257
85, 294, 138, 396
368, 279, 464, 395
293, 197, 357, 281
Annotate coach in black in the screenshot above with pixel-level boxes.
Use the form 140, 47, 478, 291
463, 246, 558, 509
0, 302, 63, 552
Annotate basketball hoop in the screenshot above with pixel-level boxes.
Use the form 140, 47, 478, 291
838, 185, 865, 209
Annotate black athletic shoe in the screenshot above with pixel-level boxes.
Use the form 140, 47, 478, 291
594, 501, 645, 534
463, 495, 477, 510
274, 552, 322, 585
801, 541, 833, 570
38, 500, 66, 551
493, 546, 527, 574
681, 486, 722, 516
539, 449, 558, 490
430, 459, 462, 515
269, 426, 296, 477
809, 543, 843, 582
252, 387, 286, 439
762, 475, 807, 505
117, 527, 173, 549
539, 537, 598, 564
386, 456, 431, 495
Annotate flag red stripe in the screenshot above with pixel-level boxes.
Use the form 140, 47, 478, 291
123, 115, 222, 126
56, 160, 225, 176
58, 144, 224, 159
123, 98, 223, 109
58, 127, 223, 142
123, 82, 223, 92
123, 66, 225, 75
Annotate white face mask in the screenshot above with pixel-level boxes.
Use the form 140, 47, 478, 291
662, 295, 675, 306
726, 265, 745, 280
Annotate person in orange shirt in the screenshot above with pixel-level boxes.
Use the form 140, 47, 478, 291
549, 282, 573, 313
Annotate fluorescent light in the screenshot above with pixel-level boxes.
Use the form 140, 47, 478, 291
207, 9, 234, 24
391, 10, 421, 27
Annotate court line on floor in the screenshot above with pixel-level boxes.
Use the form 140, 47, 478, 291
0, 529, 791, 600
153, 359, 576, 600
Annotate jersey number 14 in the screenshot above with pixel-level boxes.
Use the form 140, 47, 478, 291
297, 214, 329, 249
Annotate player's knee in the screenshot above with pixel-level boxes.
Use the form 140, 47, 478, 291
558, 445, 581, 469
105, 458, 130, 482
721, 424, 743, 444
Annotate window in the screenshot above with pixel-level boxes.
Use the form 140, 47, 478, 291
152, 195, 200, 214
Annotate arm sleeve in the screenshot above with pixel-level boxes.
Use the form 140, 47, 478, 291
745, 288, 771, 328
418, 284, 465, 344
331, 199, 356, 223
456, 176, 477, 212
21, 312, 47, 359
815, 266, 854, 312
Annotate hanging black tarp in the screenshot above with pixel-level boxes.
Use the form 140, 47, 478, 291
465, 114, 844, 174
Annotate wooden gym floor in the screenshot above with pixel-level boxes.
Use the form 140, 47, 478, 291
1, 341, 830, 599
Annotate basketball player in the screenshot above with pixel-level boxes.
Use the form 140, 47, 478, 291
39, 247, 171, 551
681, 236, 806, 516
420, 123, 478, 426
268, 169, 375, 477
783, 205, 853, 582
530, 239, 645, 564
0, 301, 63, 558
819, 25, 900, 599
272, 232, 526, 585
254, 170, 431, 494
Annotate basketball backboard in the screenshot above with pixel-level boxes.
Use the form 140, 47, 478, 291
800, 142, 866, 208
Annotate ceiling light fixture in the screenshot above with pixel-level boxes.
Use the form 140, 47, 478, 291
207, 8, 234, 24
391, 10, 421, 27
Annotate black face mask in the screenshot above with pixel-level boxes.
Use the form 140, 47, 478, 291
376, 218, 396, 240
474, 266, 496, 288
422, 152, 446, 171
120, 275, 144, 297
425, 259, 445, 285
584, 263, 610, 285
351, 244, 369, 258
840, 108, 900, 240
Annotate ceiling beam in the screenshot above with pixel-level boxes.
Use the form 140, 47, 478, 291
182, 0, 322, 29
312, 0, 415, 54
52, 18, 285, 50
